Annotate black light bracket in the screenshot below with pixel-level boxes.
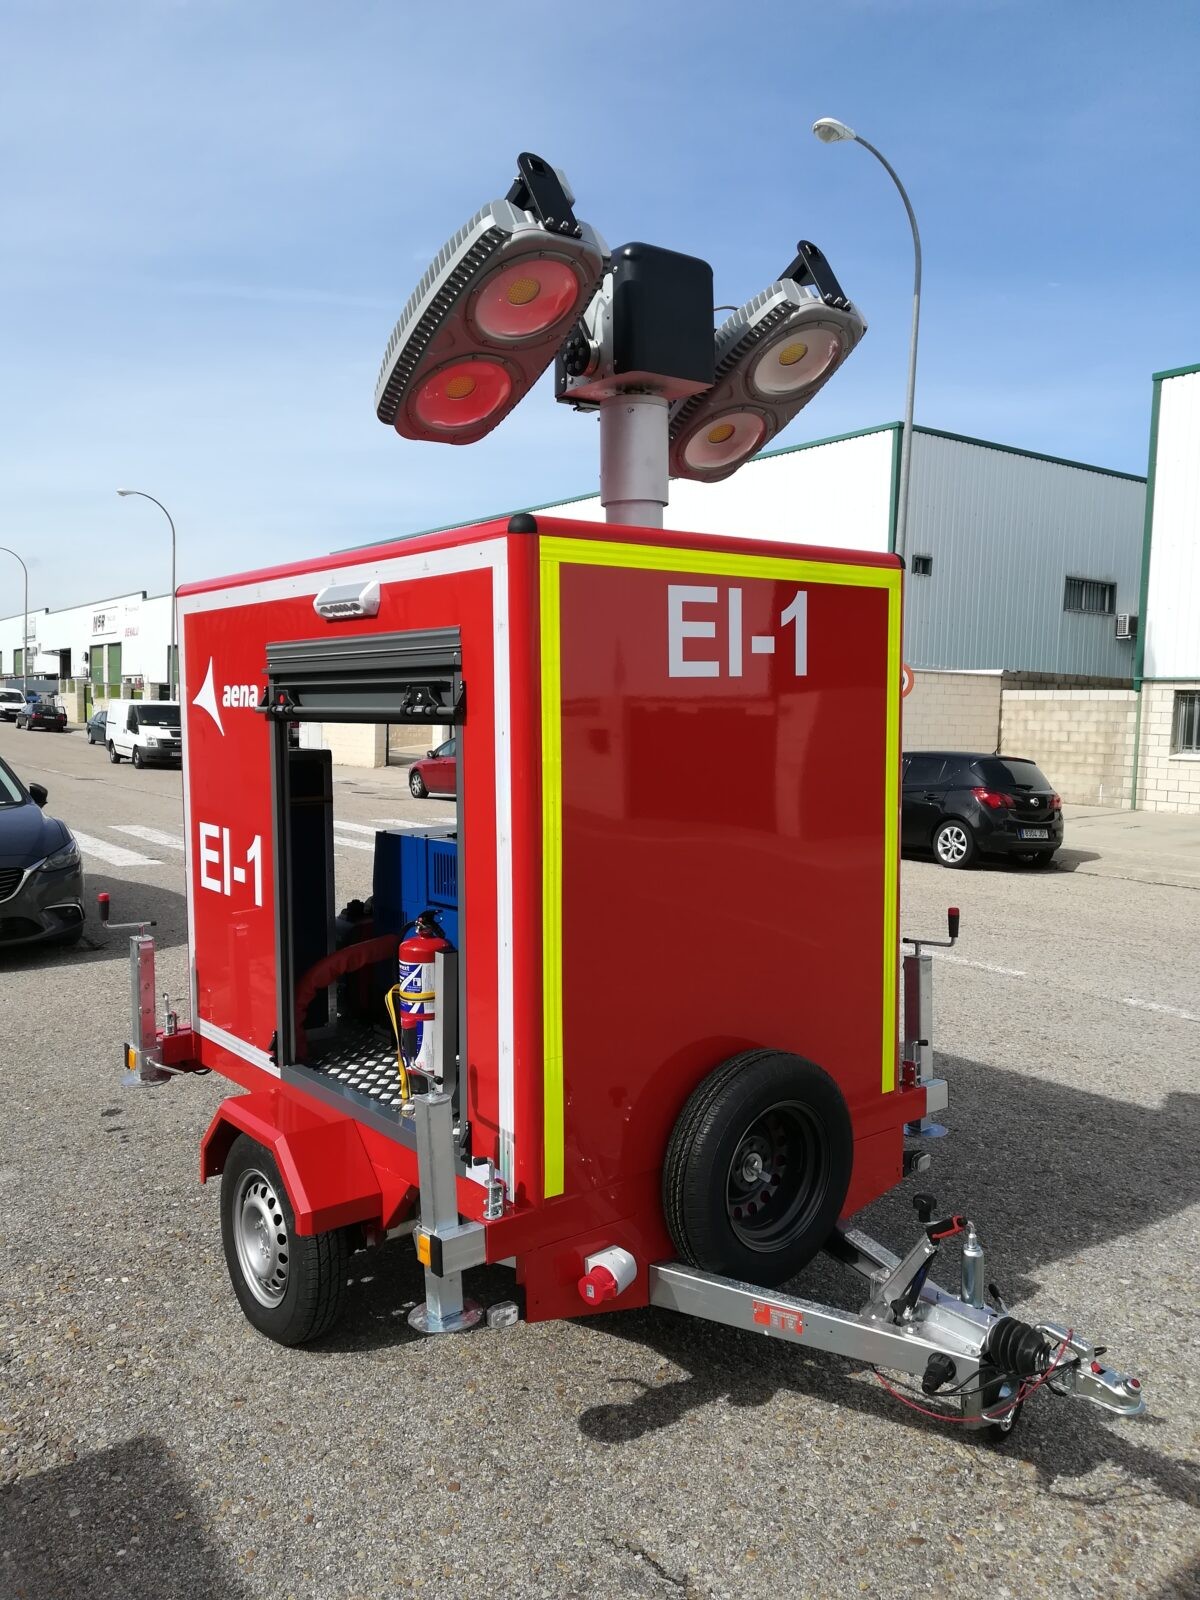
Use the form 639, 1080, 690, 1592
780, 239, 851, 311
507, 152, 583, 239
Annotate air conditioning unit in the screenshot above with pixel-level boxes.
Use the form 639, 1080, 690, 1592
1115, 613, 1138, 640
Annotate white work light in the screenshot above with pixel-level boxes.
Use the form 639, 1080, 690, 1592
669, 242, 866, 484
375, 153, 606, 446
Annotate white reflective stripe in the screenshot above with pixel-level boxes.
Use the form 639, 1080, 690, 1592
113, 825, 185, 851
196, 1017, 280, 1077
72, 830, 161, 867
178, 539, 515, 1176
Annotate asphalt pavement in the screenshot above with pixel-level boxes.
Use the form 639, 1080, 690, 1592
0, 720, 1197, 1599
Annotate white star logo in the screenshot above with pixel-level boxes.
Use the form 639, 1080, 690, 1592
193, 657, 224, 735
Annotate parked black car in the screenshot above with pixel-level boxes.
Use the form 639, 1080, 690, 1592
86, 707, 109, 744
15, 699, 67, 732
0, 756, 85, 947
902, 751, 1063, 868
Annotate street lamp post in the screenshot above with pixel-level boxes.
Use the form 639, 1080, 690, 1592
0, 546, 30, 699
117, 489, 177, 698
812, 118, 922, 564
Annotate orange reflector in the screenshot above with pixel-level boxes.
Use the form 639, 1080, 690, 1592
126, 1046, 137, 1071
415, 1231, 431, 1267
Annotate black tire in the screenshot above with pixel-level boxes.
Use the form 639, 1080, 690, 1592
1029, 852, 1056, 870
55, 926, 83, 948
933, 818, 976, 869
220, 1133, 349, 1345
132, 748, 144, 769
409, 769, 428, 798
107, 741, 121, 763
663, 1050, 853, 1286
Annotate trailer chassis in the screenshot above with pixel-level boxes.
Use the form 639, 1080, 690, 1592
119, 908, 1146, 1434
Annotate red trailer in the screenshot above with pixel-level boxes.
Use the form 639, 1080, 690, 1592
112, 509, 1143, 1435
114, 150, 1143, 1435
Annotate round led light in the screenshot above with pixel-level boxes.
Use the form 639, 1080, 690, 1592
682, 411, 767, 473
472, 259, 581, 342
412, 360, 512, 432
751, 327, 842, 397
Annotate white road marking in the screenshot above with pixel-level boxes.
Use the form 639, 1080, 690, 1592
332, 821, 382, 836
72, 831, 161, 868
369, 818, 456, 831
930, 951, 1027, 977
1121, 997, 1200, 1023
113, 825, 185, 851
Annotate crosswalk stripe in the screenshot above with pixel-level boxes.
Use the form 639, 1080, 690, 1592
113, 825, 185, 852
332, 821, 380, 836
368, 818, 456, 832
72, 830, 161, 868
333, 836, 374, 852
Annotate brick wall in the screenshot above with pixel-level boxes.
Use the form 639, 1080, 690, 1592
1134, 682, 1200, 814
1000, 689, 1137, 805
903, 671, 1001, 752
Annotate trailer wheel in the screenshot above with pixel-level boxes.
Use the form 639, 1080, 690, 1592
220, 1133, 349, 1345
663, 1051, 853, 1286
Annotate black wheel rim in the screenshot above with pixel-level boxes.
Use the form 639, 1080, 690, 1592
725, 1100, 828, 1254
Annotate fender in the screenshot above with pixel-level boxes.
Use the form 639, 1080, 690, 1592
200, 1090, 384, 1235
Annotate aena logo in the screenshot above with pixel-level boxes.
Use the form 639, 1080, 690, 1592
193, 659, 261, 736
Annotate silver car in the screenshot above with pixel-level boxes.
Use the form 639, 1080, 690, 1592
0, 756, 85, 948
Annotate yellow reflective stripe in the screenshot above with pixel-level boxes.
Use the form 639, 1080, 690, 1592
540, 548, 565, 1197
539, 536, 903, 1197
881, 577, 901, 1092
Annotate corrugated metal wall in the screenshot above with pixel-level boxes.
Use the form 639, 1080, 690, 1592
540, 426, 895, 551
904, 432, 1145, 676
1143, 369, 1200, 680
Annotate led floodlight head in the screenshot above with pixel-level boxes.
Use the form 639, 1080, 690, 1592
668, 241, 866, 483
375, 152, 607, 446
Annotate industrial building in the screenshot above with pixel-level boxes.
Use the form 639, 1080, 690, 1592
0, 590, 174, 705
1134, 362, 1200, 812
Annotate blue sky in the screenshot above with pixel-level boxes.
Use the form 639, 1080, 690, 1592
2, 0, 1198, 613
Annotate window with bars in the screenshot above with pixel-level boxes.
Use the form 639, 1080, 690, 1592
912, 554, 933, 576
1063, 576, 1115, 614
1172, 691, 1200, 754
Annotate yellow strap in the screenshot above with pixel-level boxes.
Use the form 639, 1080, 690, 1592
383, 985, 411, 1101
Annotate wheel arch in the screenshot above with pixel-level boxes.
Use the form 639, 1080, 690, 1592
201, 1092, 384, 1236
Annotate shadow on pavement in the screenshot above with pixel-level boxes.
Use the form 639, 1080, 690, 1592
568, 1054, 1199, 1509
0, 1435, 247, 1600
312, 1236, 516, 1355
0, 875, 187, 972
1053, 846, 1103, 871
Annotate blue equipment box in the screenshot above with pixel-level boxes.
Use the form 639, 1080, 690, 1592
372, 828, 459, 950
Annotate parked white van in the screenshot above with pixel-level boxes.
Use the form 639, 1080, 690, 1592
105, 700, 183, 768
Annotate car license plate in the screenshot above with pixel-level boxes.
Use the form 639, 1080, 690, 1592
1019, 827, 1049, 840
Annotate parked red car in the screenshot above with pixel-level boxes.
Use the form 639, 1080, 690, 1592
15, 700, 67, 733
408, 737, 457, 798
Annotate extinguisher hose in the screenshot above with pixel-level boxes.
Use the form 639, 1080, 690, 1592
383, 985, 412, 1101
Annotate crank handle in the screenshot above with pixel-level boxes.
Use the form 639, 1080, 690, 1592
903, 907, 961, 954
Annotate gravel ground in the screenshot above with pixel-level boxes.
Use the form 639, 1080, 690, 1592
1, 723, 1197, 1599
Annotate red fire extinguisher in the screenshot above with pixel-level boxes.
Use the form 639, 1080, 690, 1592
395, 912, 451, 1081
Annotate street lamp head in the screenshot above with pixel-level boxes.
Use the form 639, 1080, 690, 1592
116, 488, 135, 497
812, 118, 857, 145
